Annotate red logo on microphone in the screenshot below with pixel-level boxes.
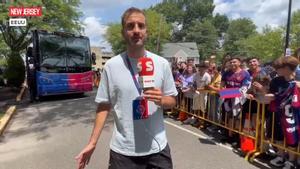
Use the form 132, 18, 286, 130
137, 57, 154, 76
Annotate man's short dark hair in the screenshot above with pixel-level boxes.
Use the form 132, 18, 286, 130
247, 56, 260, 63
121, 7, 145, 29
230, 56, 241, 62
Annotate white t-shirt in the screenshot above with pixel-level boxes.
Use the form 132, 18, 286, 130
193, 72, 211, 88
95, 51, 178, 156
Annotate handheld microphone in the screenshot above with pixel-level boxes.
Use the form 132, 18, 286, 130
137, 57, 155, 90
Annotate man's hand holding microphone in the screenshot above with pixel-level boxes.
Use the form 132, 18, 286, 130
137, 57, 175, 108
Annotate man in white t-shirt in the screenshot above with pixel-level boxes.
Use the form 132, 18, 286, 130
193, 63, 211, 113
75, 7, 178, 169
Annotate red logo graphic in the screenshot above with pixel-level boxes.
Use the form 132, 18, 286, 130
137, 57, 154, 76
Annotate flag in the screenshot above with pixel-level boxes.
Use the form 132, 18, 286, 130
219, 88, 241, 99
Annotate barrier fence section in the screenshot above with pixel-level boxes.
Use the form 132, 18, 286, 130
171, 89, 300, 163
259, 102, 300, 159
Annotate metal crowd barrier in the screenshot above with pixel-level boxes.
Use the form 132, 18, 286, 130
171, 90, 297, 163
255, 102, 300, 160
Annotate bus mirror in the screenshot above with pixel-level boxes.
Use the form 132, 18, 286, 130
91, 52, 96, 65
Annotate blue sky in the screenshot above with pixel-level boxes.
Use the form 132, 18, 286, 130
79, 0, 300, 50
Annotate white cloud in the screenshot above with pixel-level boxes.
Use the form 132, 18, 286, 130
214, 0, 300, 31
231, 13, 241, 20
80, 0, 160, 17
81, 0, 145, 9
82, 17, 109, 50
79, 0, 162, 51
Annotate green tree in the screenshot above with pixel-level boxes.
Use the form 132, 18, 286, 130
0, 33, 9, 58
106, 23, 125, 55
185, 19, 218, 59
291, 9, 300, 50
182, 0, 215, 29
239, 26, 284, 62
106, 9, 171, 54
212, 13, 229, 37
223, 18, 257, 55
151, 1, 184, 24
0, 0, 82, 87
153, 0, 215, 42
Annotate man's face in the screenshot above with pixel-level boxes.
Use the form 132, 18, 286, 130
197, 67, 206, 74
122, 12, 147, 49
186, 65, 193, 74
230, 59, 241, 71
248, 59, 260, 71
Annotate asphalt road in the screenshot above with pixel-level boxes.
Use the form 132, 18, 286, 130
0, 90, 262, 169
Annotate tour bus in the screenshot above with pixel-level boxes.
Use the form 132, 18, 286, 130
26, 30, 94, 101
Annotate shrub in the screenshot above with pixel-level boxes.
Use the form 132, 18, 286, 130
4, 53, 25, 87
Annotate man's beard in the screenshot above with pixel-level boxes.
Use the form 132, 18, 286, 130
125, 36, 146, 48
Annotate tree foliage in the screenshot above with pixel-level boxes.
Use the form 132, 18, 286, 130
0, 0, 82, 87
239, 27, 284, 62
181, 0, 215, 30
105, 23, 125, 55
212, 13, 229, 37
105, 9, 171, 55
0, 0, 82, 53
291, 9, 300, 50
151, 1, 184, 24
223, 18, 257, 55
185, 19, 218, 59
153, 0, 215, 42
0, 34, 9, 58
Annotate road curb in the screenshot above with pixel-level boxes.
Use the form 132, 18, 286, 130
0, 82, 26, 135
0, 105, 16, 135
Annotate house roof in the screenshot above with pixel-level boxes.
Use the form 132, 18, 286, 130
161, 42, 199, 58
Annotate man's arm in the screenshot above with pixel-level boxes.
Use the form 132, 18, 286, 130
89, 103, 111, 146
75, 103, 111, 169
161, 95, 176, 109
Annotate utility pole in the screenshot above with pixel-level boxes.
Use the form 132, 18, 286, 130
285, 0, 292, 56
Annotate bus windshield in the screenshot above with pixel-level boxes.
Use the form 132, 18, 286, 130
39, 34, 91, 73
65, 37, 91, 67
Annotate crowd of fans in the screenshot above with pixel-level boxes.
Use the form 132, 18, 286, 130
170, 48, 300, 169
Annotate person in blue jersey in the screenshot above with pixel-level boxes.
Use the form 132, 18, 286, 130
75, 7, 177, 169
220, 56, 251, 147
